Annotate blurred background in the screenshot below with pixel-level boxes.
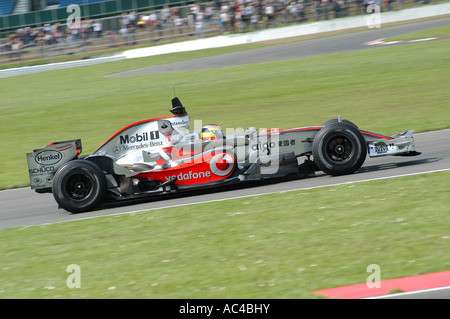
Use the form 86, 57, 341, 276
0, 0, 440, 65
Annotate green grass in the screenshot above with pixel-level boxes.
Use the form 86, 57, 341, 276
0, 171, 448, 298
385, 24, 450, 41
1, 39, 449, 190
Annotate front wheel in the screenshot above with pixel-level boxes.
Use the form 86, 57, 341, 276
321, 118, 358, 129
312, 122, 367, 176
52, 160, 106, 213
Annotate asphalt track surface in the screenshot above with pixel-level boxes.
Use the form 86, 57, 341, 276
2, 18, 450, 299
109, 16, 450, 76
2, 129, 450, 230
2, 130, 450, 299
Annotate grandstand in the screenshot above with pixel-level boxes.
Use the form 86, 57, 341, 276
1, 0, 440, 65
47, 0, 112, 8
0, 0, 189, 30
0, 1, 17, 16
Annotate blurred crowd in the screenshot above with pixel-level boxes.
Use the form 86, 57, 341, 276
0, 0, 430, 60
0, 20, 100, 59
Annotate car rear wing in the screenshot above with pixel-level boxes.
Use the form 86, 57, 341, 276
26, 139, 82, 190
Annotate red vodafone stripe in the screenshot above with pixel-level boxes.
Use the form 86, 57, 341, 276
360, 130, 394, 140
280, 126, 323, 134
313, 270, 450, 299
258, 127, 323, 135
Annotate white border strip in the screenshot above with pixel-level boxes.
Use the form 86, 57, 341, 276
365, 285, 450, 299
119, 168, 450, 213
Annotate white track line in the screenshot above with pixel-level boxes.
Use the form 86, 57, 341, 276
119, 168, 450, 214
365, 285, 450, 299
36, 167, 448, 228
364, 36, 450, 46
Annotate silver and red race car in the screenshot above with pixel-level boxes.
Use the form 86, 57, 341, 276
27, 97, 420, 213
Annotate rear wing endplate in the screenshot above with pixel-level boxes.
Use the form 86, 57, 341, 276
26, 139, 81, 190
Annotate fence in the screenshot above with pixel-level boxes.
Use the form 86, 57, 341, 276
0, 0, 190, 30
0, 0, 440, 64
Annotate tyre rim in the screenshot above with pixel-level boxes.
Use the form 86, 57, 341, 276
326, 136, 353, 162
66, 174, 93, 200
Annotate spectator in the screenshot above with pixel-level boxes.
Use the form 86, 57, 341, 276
93, 20, 103, 37
106, 30, 117, 47
298, 1, 307, 21
128, 11, 138, 26
149, 13, 163, 41
314, 0, 322, 20
9, 37, 23, 60
289, 1, 298, 23
174, 14, 185, 34
161, 6, 171, 25
265, 2, 275, 28
251, 6, 259, 30
241, 4, 252, 31
195, 9, 205, 38
219, 6, 230, 33
332, 0, 341, 18
228, 2, 237, 32
338, 0, 347, 17
121, 12, 130, 29
204, 3, 214, 24
190, 3, 200, 22
119, 24, 128, 45
322, 0, 330, 20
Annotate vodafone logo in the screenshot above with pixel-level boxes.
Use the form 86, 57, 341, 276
140, 151, 236, 185
165, 170, 211, 181
210, 152, 235, 177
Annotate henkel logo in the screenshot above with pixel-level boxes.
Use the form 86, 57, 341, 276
165, 170, 211, 181
35, 150, 62, 165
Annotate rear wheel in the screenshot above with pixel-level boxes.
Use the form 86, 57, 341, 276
312, 122, 367, 176
52, 160, 106, 213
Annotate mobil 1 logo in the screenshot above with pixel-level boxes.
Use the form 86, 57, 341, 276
119, 130, 160, 144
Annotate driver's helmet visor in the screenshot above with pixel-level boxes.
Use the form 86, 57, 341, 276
201, 126, 224, 140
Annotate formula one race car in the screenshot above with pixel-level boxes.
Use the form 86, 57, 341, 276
27, 97, 420, 213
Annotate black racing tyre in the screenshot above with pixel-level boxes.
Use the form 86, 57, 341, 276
321, 118, 358, 129
312, 122, 367, 176
52, 160, 106, 213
